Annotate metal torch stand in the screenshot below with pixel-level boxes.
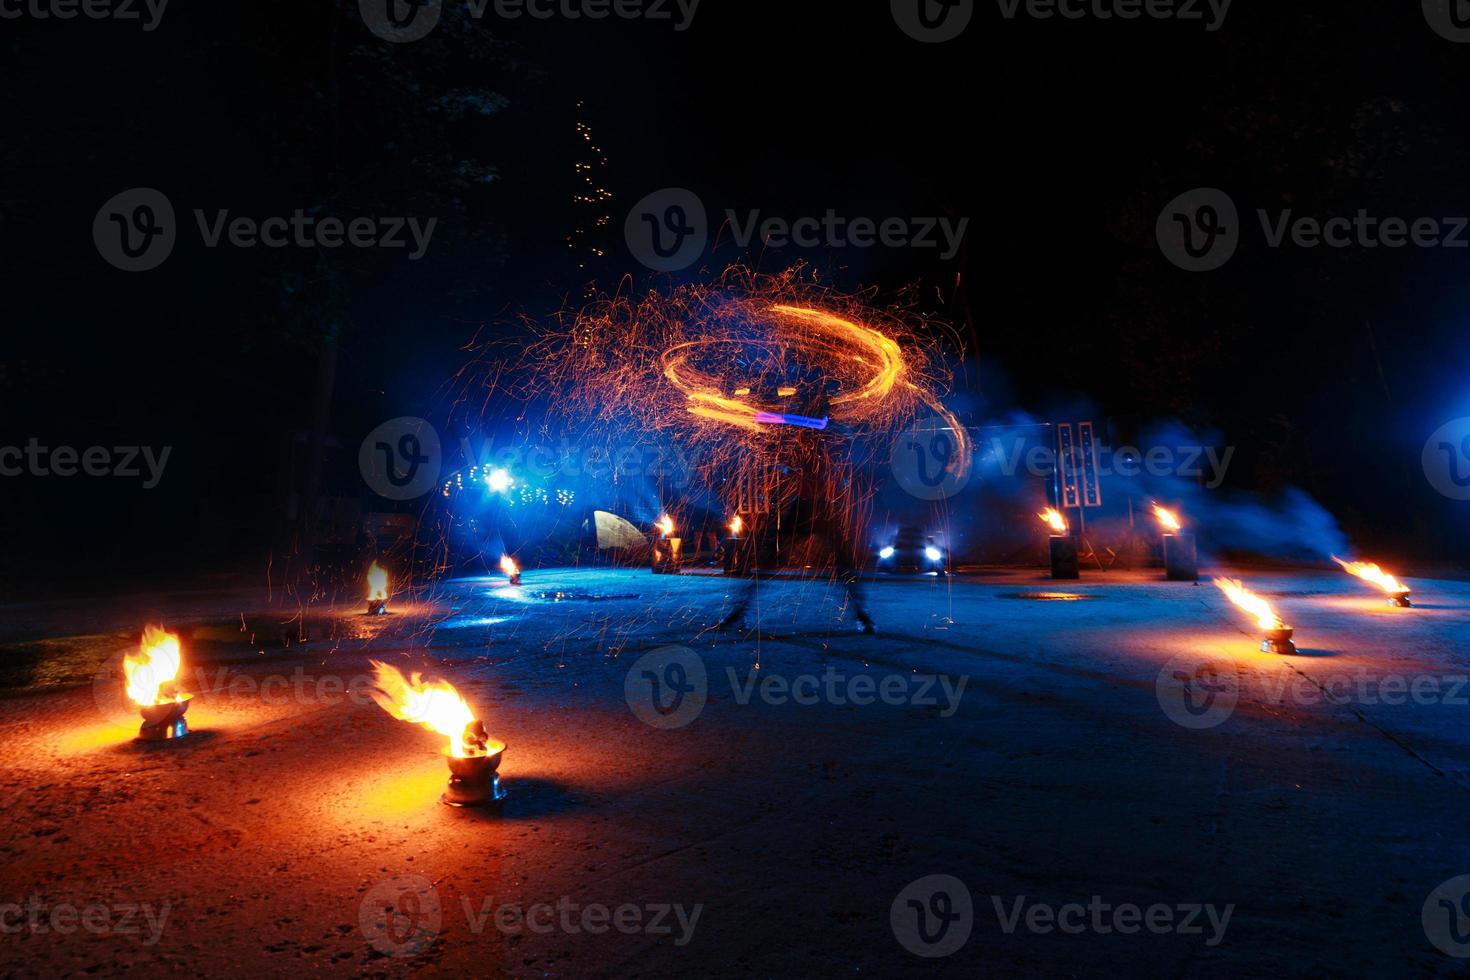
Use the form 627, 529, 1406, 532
1049, 536, 1080, 580
1163, 533, 1199, 582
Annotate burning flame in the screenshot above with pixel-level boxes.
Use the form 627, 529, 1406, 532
368, 661, 484, 758
1214, 578, 1285, 631
124, 626, 186, 707
1333, 557, 1409, 597
366, 561, 389, 602
657, 514, 675, 537
500, 555, 520, 580
729, 515, 743, 536
1038, 508, 1069, 534
1152, 504, 1183, 533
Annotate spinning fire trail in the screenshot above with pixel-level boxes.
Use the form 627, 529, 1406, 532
496, 268, 971, 580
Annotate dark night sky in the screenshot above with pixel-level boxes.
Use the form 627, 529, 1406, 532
3, 1, 1469, 594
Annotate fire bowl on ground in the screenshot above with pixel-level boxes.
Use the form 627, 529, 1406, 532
443, 740, 508, 808
1261, 626, 1297, 656
138, 696, 192, 742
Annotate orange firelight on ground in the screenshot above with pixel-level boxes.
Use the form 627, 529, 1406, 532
367, 561, 389, 603
1152, 504, 1183, 533
1332, 557, 1410, 598
124, 626, 187, 707
657, 514, 675, 537
369, 661, 484, 759
1038, 508, 1069, 535
729, 515, 743, 536
1214, 578, 1285, 631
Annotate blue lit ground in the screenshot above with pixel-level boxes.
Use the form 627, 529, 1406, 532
1, 567, 1469, 976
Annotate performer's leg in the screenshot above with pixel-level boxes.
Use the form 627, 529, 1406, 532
823, 515, 875, 634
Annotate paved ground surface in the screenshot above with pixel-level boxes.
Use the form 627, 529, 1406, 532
1, 565, 1469, 977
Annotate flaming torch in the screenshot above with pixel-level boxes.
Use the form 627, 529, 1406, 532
500, 555, 522, 587
369, 661, 506, 808
1333, 557, 1412, 608
1153, 504, 1198, 582
724, 514, 750, 575
366, 561, 389, 616
1214, 578, 1297, 654
1039, 508, 1078, 580
652, 514, 682, 575
126, 626, 191, 741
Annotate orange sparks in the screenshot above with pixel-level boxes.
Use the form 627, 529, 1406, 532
1152, 504, 1183, 533
1214, 578, 1285, 631
369, 661, 483, 758
485, 266, 972, 556
1039, 508, 1069, 535
124, 626, 187, 707
366, 561, 389, 603
1333, 557, 1409, 597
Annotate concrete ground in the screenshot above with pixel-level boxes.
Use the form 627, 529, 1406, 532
1, 565, 1469, 977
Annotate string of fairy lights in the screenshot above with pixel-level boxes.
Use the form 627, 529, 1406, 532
567, 100, 613, 297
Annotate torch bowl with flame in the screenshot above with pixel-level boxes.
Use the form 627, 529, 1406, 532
652, 515, 682, 575
127, 626, 192, 741
1152, 504, 1198, 582
366, 561, 390, 616
445, 733, 508, 807
500, 555, 522, 587
369, 662, 507, 809
1039, 508, 1078, 580
1334, 557, 1412, 608
1214, 578, 1297, 654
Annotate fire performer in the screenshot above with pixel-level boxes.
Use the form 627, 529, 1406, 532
717, 371, 877, 634
479, 267, 969, 635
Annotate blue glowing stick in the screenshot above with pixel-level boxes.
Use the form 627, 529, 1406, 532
754, 412, 829, 430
